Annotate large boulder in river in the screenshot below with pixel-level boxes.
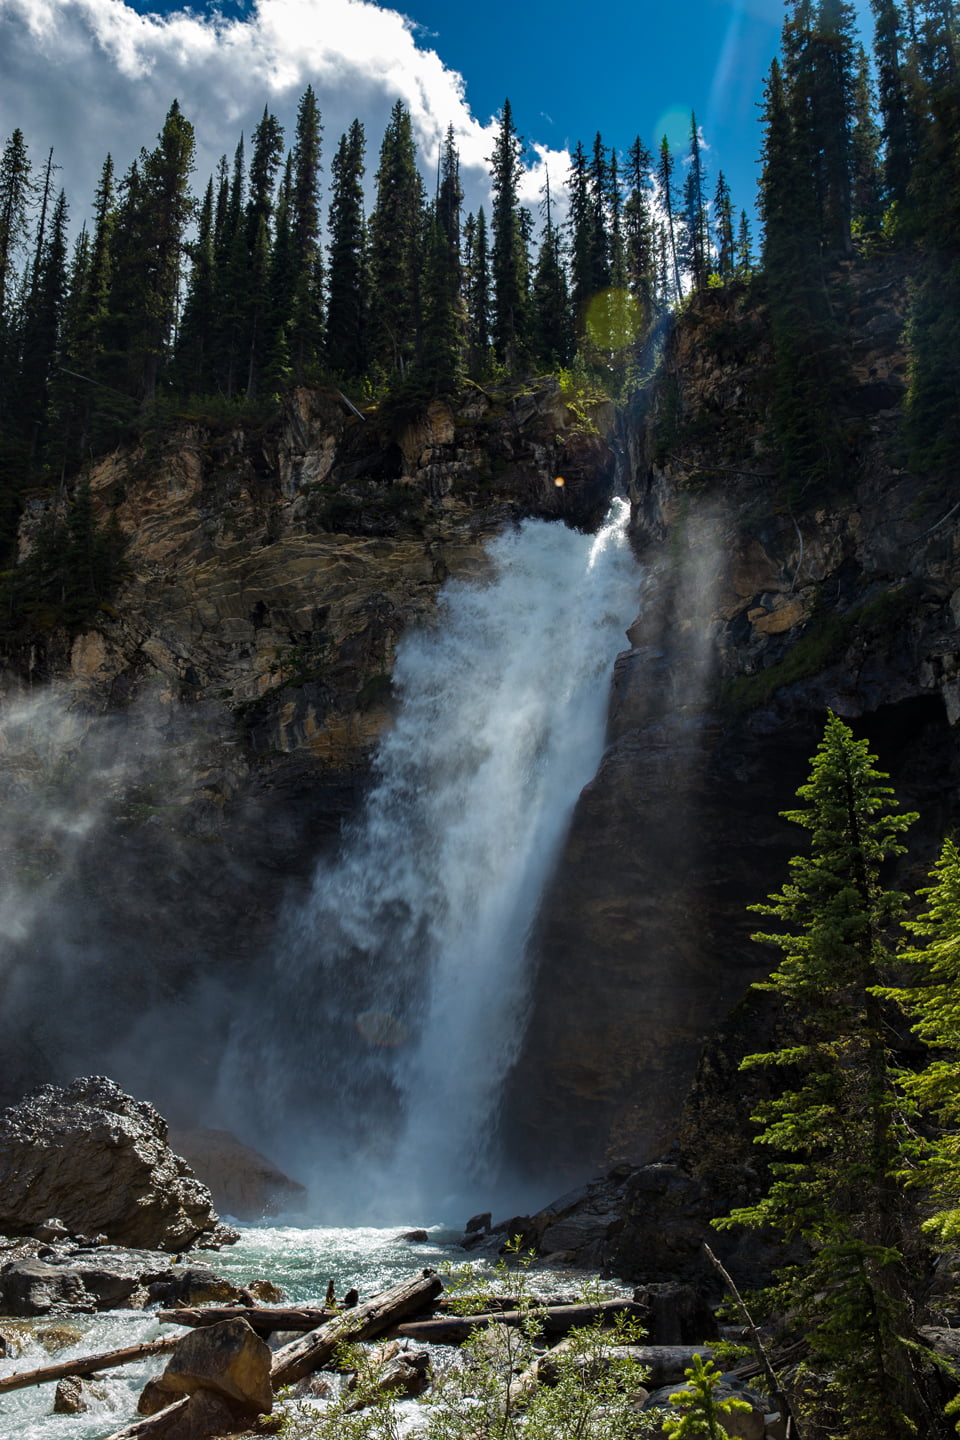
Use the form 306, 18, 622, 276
0, 1076, 221, 1250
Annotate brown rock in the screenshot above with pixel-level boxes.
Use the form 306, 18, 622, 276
0, 1077, 221, 1251
160, 1318, 273, 1415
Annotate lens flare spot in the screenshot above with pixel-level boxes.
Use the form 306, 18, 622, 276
355, 1010, 408, 1047
654, 106, 691, 154
554, 476, 565, 487
584, 288, 643, 352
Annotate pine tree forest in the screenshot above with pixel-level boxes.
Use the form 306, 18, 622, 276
0, 1, 957, 595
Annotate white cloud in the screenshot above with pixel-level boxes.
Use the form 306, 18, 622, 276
0, 0, 569, 238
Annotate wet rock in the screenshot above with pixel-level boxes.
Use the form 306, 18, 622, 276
146, 1265, 251, 1308
167, 1127, 306, 1221
54, 1374, 108, 1413
0, 1258, 95, 1316
0, 1076, 223, 1251
158, 1317, 273, 1414
465, 1211, 492, 1234
111, 1389, 239, 1439
398, 1229, 429, 1243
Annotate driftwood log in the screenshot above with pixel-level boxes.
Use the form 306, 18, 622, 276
0, 1336, 181, 1395
271, 1269, 444, 1387
395, 1299, 646, 1345
156, 1305, 332, 1333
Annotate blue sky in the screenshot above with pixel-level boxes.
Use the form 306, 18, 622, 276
1, 0, 876, 237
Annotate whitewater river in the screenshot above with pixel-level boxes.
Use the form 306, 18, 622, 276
1, 1222, 611, 1439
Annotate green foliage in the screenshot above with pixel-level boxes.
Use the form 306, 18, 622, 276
884, 837, 960, 1243
714, 713, 936, 1439
662, 1354, 752, 1439
275, 1244, 656, 1440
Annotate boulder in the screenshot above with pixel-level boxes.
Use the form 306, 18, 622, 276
158, 1317, 273, 1415
109, 1390, 239, 1440
166, 1127, 306, 1220
0, 1076, 222, 1251
54, 1374, 107, 1413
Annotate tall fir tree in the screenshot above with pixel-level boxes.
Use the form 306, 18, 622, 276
681, 114, 709, 292
288, 86, 324, 383
369, 100, 424, 378
622, 137, 657, 327
531, 170, 573, 371
713, 171, 735, 281
870, 0, 917, 207
325, 120, 368, 380
656, 136, 683, 303
464, 206, 491, 375
488, 99, 530, 370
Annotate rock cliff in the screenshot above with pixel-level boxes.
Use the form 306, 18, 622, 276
0, 379, 619, 1110
502, 259, 960, 1187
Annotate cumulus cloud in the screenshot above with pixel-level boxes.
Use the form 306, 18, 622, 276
0, 0, 570, 236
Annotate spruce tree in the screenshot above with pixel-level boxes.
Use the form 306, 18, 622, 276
531, 171, 573, 371
713, 172, 735, 282
656, 136, 683, 303
488, 99, 530, 371
172, 176, 215, 396
870, 0, 917, 207
325, 120, 367, 380
681, 114, 709, 293
623, 138, 656, 327
887, 838, 960, 1245
288, 86, 324, 383
464, 206, 491, 375
368, 100, 424, 378
716, 714, 943, 1440
0, 128, 33, 331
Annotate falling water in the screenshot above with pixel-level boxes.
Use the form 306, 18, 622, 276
219, 499, 639, 1221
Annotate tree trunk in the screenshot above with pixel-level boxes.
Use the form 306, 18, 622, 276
270, 1269, 443, 1387
0, 1337, 181, 1395
396, 1300, 646, 1345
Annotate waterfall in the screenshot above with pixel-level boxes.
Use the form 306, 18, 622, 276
219, 499, 640, 1222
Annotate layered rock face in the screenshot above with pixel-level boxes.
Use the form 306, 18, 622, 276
0, 380, 619, 1110
0, 1076, 222, 1249
502, 261, 960, 1185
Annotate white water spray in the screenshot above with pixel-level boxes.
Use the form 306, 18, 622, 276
221, 500, 639, 1220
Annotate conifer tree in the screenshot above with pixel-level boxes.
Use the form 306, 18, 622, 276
531, 171, 573, 371
887, 838, 960, 1245
682, 114, 709, 292
325, 120, 367, 380
369, 100, 424, 377
870, 0, 916, 207
16, 186, 68, 463
713, 172, 735, 282
288, 86, 324, 383
735, 209, 754, 278
0, 128, 33, 331
716, 714, 943, 1440
172, 176, 215, 395
566, 140, 594, 322
656, 136, 683, 302
464, 206, 491, 375
813, 0, 859, 250
622, 138, 656, 326
488, 99, 530, 370
247, 107, 284, 247
851, 44, 883, 232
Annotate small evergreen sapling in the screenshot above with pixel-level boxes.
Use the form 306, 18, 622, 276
662, 1354, 752, 1439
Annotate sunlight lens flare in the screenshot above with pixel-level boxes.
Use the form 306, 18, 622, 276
583, 288, 643, 352
654, 105, 691, 153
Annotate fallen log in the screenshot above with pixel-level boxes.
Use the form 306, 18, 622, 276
271, 1269, 443, 1388
156, 1305, 331, 1332
396, 1299, 645, 1345
0, 1336, 181, 1395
